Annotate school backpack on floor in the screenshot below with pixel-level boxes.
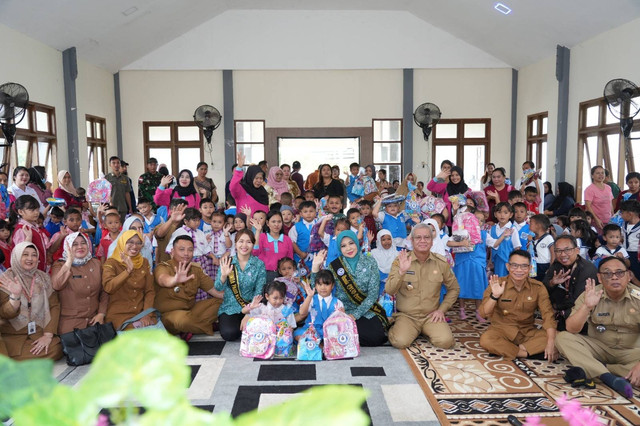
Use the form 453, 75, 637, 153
240, 316, 276, 359
297, 323, 323, 361
323, 311, 360, 360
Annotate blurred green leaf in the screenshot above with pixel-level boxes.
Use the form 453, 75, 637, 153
138, 401, 234, 426
79, 330, 190, 411
11, 385, 96, 426
0, 356, 57, 420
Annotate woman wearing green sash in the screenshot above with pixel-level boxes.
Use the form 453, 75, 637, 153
311, 230, 387, 346
215, 229, 266, 341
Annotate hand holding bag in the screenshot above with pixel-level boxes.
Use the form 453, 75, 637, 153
60, 322, 117, 366
117, 308, 166, 334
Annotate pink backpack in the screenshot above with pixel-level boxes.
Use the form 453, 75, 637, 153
323, 311, 360, 360
451, 211, 482, 253
240, 316, 276, 359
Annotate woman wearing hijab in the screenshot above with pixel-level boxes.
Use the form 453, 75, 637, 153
0, 242, 63, 360
265, 166, 290, 204
51, 232, 108, 335
154, 169, 201, 209
53, 170, 83, 209
107, 215, 154, 268
370, 230, 398, 286
427, 165, 472, 227
102, 230, 155, 330
229, 151, 269, 213
544, 182, 575, 217
311, 230, 387, 347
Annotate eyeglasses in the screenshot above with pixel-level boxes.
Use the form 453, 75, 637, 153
600, 270, 627, 279
508, 263, 530, 270
554, 247, 576, 255
412, 236, 432, 241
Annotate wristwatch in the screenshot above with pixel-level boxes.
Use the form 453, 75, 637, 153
489, 293, 500, 301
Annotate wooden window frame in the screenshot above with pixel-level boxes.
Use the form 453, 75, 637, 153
143, 121, 204, 175
86, 114, 107, 181
432, 118, 491, 174
526, 112, 548, 171
372, 118, 403, 183
0, 101, 57, 185
234, 120, 266, 165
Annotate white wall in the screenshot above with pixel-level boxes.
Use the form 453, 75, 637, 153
76, 59, 117, 184
0, 24, 67, 175
516, 55, 557, 182
412, 68, 513, 184
118, 70, 225, 192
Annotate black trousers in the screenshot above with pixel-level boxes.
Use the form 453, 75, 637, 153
356, 316, 388, 347
219, 313, 244, 341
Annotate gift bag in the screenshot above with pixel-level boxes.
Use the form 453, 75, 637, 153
323, 311, 360, 360
451, 211, 481, 253
87, 178, 112, 203
352, 176, 365, 197
274, 306, 295, 357
297, 323, 323, 361
469, 191, 489, 213
240, 315, 276, 359
420, 195, 446, 216
378, 292, 396, 317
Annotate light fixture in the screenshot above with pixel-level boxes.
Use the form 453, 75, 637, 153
122, 6, 138, 16
494, 2, 512, 15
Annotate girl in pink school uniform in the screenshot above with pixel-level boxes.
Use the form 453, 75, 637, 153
154, 169, 201, 209
253, 210, 294, 282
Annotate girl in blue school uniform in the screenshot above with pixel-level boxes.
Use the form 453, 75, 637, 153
487, 202, 521, 277
294, 270, 344, 340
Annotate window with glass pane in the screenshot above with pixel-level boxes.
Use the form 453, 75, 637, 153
236, 121, 264, 142
237, 144, 265, 165
434, 145, 457, 169
38, 142, 48, 166
178, 148, 201, 173
35, 111, 49, 132
434, 123, 457, 139
463, 123, 486, 138
16, 139, 29, 166
16, 115, 29, 130
145, 122, 204, 178
373, 143, 401, 163
384, 165, 402, 183
178, 126, 200, 141
527, 112, 548, 182
95, 122, 102, 139
148, 126, 171, 141
88, 147, 94, 180
86, 120, 92, 138
149, 148, 173, 175
463, 145, 485, 190
586, 106, 599, 127
432, 119, 489, 184
373, 120, 401, 141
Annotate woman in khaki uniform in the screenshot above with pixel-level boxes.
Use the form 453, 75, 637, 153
102, 230, 155, 330
51, 232, 109, 334
0, 242, 62, 360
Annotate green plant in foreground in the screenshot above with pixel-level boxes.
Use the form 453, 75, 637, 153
2, 330, 369, 425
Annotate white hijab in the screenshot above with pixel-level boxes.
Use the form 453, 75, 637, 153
422, 218, 447, 256
370, 230, 398, 274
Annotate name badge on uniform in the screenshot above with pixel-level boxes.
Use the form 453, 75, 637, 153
501, 299, 512, 302
596, 312, 610, 316
27, 321, 36, 335
405, 271, 415, 275
72, 275, 82, 279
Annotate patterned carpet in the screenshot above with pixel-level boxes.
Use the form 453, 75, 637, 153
403, 306, 640, 425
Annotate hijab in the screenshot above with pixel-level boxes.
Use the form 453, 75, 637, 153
336, 230, 360, 272
57, 170, 78, 196
240, 165, 269, 206
267, 166, 289, 199
422, 218, 447, 256
550, 182, 575, 211
107, 216, 153, 266
0, 242, 53, 330
370, 230, 398, 274
109, 229, 145, 269
447, 166, 469, 196
62, 232, 94, 266
172, 169, 198, 198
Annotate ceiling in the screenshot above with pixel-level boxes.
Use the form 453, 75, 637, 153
1, 0, 639, 72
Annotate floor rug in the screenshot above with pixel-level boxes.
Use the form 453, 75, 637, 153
403, 306, 640, 425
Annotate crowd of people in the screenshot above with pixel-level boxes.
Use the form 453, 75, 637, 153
0, 153, 639, 398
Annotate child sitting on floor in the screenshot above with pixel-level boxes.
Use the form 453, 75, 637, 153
294, 269, 344, 340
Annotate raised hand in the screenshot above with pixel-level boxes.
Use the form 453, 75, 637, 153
0, 275, 23, 297
236, 151, 246, 168
170, 204, 186, 223
487, 190, 499, 201
322, 214, 334, 222
248, 295, 263, 310
397, 250, 412, 274
584, 278, 603, 309
64, 245, 74, 266
219, 256, 233, 278
173, 261, 195, 285
223, 223, 232, 234
489, 274, 506, 298
240, 206, 252, 218
249, 218, 262, 232
302, 281, 315, 298
366, 230, 375, 244
550, 268, 571, 286
312, 249, 327, 271
121, 251, 134, 273
160, 175, 173, 188
436, 169, 451, 180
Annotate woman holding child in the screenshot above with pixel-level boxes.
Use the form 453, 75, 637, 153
311, 230, 387, 347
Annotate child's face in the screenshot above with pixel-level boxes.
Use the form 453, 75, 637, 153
211, 215, 224, 232
380, 235, 392, 250
265, 290, 285, 308
294, 198, 303, 210
348, 212, 361, 228
50, 216, 63, 224
226, 216, 234, 228
359, 204, 371, 216
386, 203, 399, 216
315, 281, 334, 298
495, 207, 513, 224
278, 261, 295, 278
304, 192, 315, 201
185, 217, 200, 230
570, 226, 582, 238
281, 210, 294, 223
253, 212, 266, 226
137, 203, 151, 216
433, 217, 445, 232
0, 228, 10, 241
200, 202, 215, 219
0, 174, 7, 187
514, 206, 528, 223
509, 196, 523, 205
524, 192, 537, 203
301, 206, 317, 222
474, 211, 485, 225
327, 197, 341, 213
350, 166, 359, 176
569, 215, 583, 223
106, 216, 121, 233
335, 223, 349, 234
604, 230, 621, 248
267, 215, 283, 234
628, 177, 640, 193
585, 215, 593, 225
621, 210, 634, 223
19, 207, 40, 223
65, 214, 82, 232
234, 217, 246, 231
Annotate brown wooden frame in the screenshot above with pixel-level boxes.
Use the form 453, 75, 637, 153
234, 119, 266, 165
86, 114, 107, 181
143, 121, 204, 175
432, 118, 491, 171
372, 118, 403, 182
526, 112, 548, 171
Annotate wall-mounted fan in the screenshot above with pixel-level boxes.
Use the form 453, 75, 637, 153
604, 79, 640, 164
194, 105, 222, 166
0, 82, 29, 147
413, 103, 441, 141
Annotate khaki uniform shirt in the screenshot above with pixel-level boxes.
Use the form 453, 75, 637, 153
155, 222, 177, 265
480, 277, 556, 341
153, 260, 215, 313
571, 283, 640, 349
386, 251, 459, 319
105, 172, 131, 213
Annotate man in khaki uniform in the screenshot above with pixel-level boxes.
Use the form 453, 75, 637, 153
386, 223, 460, 349
154, 235, 223, 336
556, 256, 640, 398
479, 249, 558, 361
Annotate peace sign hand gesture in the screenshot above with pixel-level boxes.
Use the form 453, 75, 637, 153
489, 274, 506, 298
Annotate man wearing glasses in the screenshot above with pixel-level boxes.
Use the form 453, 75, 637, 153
386, 223, 460, 349
543, 235, 598, 331
555, 256, 640, 398
478, 249, 558, 361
